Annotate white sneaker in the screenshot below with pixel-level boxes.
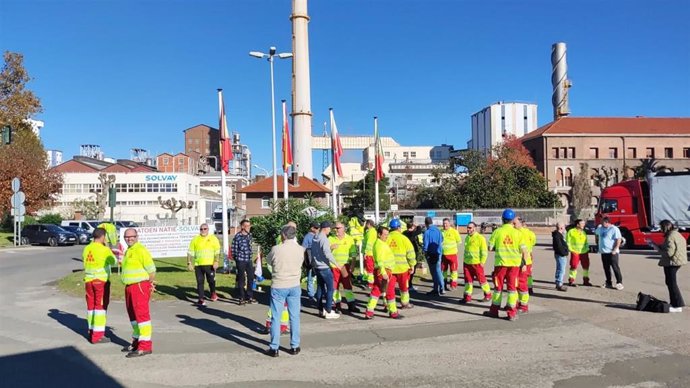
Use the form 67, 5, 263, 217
615, 283, 624, 290
324, 310, 340, 320
669, 307, 683, 313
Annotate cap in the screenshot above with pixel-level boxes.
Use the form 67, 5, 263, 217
309, 221, 320, 229
320, 221, 332, 229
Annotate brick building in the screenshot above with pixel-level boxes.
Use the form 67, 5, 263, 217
155, 152, 200, 174
184, 124, 219, 167
521, 117, 690, 207
238, 175, 331, 218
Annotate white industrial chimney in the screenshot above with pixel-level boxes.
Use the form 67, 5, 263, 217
551, 42, 572, 120
291, 0, 313, 178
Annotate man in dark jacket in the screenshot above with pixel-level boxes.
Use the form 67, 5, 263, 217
552, 222, 569, 291
402, 221, 423, 292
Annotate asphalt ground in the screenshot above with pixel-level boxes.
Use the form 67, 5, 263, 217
1, 235, 689, 387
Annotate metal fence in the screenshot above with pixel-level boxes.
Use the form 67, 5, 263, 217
394, 208, 569, 227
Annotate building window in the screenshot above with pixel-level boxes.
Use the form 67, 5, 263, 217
589, 147, 599, 159
384, 152, 390, 157
565, 168, 573, 187
646, 147, 655, 158
664, 147, 673, 158
627, 147, 637, 159
410, 151, 416, 158
163, 157, 169, 166
608, 147, 618, 159
683, 148, 690, 158
560, 147, 567, 159
261, 197, 270, 209
552, 148, 559, 159
567, 147, 575, 159
178, 158, 184, 165
403, 152, 409, 158
556, 168, 564, 187
188, 139, 193, 144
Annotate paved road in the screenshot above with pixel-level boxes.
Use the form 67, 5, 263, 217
1, 237, 689, 387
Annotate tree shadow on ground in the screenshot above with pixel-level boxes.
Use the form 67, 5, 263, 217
176, 314, 269, 354
196, 304, 267, 333
47, 309, 128, 347
154, 284, 197, 302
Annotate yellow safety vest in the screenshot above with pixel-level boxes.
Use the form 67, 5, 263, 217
121, 242, 156, 285
363, 227, 377, 256
387, 231, 416, 274
83, 242, 116, 283
567, 228, 589, 254
441, 227, 462, 255
373, 239, 395, 271
348, 217, 364, 244
188, 234, 221, 266
488, 224, 525, 267
463, 232, 488, 265
518, 227, 537, 265
328, 234, 357, 266
98, 223, 119, 247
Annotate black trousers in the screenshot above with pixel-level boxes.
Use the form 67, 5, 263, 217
664, 266, 685, 308
601, 253, 623, 285
195, 265, 216, 300
236, 260, 254, 300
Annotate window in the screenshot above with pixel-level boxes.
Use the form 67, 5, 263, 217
664, 148, 673, 158
599, 199, 618, 213
555, 168, 564, 187
552, 148, 559, 159
684, 148, 690, 158
560, 147, 567, 159
567, 147, 575, 159
195, 139, 200, 144
589, 147, 599, 159
410, 151, 416, 158
163, 157, 169, 166
403, 152, 409, 158
188, 139, 193, 144
261, 197, 270, 209
608, 147, 618, 158
565, 168, 573, 186
178, 158, 184, 165
646, 147, 655, 158
627, 147, 637, 159
384, 152, 390, 157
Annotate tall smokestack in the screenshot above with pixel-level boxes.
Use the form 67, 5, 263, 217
551, 42, 572, 120
291, 0, 313, 178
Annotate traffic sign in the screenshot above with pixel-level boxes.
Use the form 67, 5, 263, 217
11, 191, 26, 216
13, 215, 24, 223
11, 177, 20, 192
11, 205, 26, 216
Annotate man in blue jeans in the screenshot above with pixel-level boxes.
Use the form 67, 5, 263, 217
265, 224, 305, 357
301, 222, 319, 300
311, 221, 346, 319
423, 217, 445, 296
551, 222, 569, 291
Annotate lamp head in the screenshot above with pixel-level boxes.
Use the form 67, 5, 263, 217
249, 51, 265, 59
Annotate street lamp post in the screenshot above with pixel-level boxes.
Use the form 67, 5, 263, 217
249, 46, 293, 204
252, 164, 272, 177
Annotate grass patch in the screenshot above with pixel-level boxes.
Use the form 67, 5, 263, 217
0, 232, 14, 247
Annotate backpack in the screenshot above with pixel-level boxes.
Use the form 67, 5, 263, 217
636, 292, 670, 313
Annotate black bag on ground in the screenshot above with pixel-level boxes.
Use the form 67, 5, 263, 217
636, 292, 670, 313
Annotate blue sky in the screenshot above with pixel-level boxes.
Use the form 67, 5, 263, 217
2, 0, 689, 177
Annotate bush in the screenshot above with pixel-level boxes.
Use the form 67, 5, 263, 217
0, 213, 36, 231
37, 213, 63, 225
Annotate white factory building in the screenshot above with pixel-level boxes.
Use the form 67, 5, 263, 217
468, 102, 538, 152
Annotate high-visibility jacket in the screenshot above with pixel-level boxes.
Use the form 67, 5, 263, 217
567, 228, 589, 254
187, 234, 221, 266
363, 227, 377, 256
518, 227, 537, 265
387, 230, 416, 274
98, 222, 118, 247
348, 217, 364, 245
121, 242, 156, 285
488, 224, 525, 267
441, 227, 462, 255
83, 242, 116, 283
328, 234, 357, 266
464, 232, 488, 265
373, 239, 395, 272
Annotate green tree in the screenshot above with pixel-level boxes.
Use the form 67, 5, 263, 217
0, 52, 42, 130
37, 213, 63, 225
633, 157, 665, 180
343, 171, 390, 217
571, 162, 593, 219
70, 198, 99, 219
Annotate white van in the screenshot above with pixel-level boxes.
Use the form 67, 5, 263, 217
61, 220, 103, 234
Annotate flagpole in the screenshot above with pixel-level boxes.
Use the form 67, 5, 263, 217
282, 100, 289, 205
374, 116, 380, 225
218, 89, 230, 272
329, 108, 338, 217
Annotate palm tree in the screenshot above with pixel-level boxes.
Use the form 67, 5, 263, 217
633, 157, 666, 180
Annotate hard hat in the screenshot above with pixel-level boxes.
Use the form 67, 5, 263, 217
502, 208, 516, 221
389, 219, 401, 229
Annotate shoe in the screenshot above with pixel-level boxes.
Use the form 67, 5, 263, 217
400, 303, 414, 309
288, 347, 301, 355
583, 279, 593, 287
126, 350, 152, 358
248, 298, 258, 305
347, 303, 361, 313
440, 289, 446, 295
528, 289, 534, 296
615, 283, 624, 290
669, 307, 683, 313
426, 290, 439, 296
409, 286, 417, 293
238, 300, 247, 306
318, 309, 325, 317
483, 295, 492, 302
197, 300, 206, 306
121, 345, 137, 353
506, 315, 518, 322
389, 313, 403, 319
483, 311, 499, 319
458, 298, 468, 304
260, 327, 270, 335
556, 285, 568, 292
365, 313, 374, 320
91, 336, 111, 344
568, 282, 578, 288
333, 304, 342, 314
210, 293, 219, 302
444, 284, 451, 292
266, 348, 279, 357
518, 307, 529, 314
324, 310, 340, 320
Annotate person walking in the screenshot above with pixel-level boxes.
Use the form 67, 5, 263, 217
120, 228, 156, 357
551, 222, 569, 292
594, 217, 624, 290
302, 221, 320, 300
231, 219, 257, 305
402, 221, 423, 292
514, 217, 536, 313
265, 224, 305, 357
460, 222, 491, 304
362, 219, 377, 288
83, 227, 117, 344
441, 218, 462, 290
187, 223, 221, 306
365, 226, 400, 319
311, 221, 343, 319
484, 209, 528, 322
566, 219, 592, 287
423, 217, 445, 296
329, 222, 360, 313
387, 219, 416, 310
651, 220, 687, 313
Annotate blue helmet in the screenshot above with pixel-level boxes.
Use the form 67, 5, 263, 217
389, 219, 401, 229
502, 208, 515, 221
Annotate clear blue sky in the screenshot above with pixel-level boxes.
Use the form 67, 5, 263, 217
2, 0, 689, 177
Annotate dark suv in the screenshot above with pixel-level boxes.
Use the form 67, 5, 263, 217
21, 224, 78, 246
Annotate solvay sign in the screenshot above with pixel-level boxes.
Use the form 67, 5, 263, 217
144, 174, 178, 182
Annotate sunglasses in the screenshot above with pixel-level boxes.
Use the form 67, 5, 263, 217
124, 235, 137, 239
200, 227, 208, 230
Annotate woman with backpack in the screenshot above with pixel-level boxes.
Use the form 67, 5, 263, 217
651, 220, 687, 313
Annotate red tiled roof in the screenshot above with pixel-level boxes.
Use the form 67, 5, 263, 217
238, 176, 331, 194
521, 117, 690, 141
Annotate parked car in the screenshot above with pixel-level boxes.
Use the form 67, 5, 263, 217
115, 220, 138, 228
60, 226, 91, 244
61, 220, 102, 234
21, 224, 78, 246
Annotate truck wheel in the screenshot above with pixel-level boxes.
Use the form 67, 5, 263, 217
47, 237, 58, 247
621, 231, 634, 249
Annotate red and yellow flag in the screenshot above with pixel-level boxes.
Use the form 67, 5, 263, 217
281, 100, 292, 173
218, 89, 233, 173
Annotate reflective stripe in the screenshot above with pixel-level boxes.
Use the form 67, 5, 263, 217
567, 229, 589, 254
188, 235, 221, 266
441, 228, 461, 255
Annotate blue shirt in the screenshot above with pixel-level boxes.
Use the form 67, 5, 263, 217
231, 232, 253, 262
302, 231, 316, 262
595, 225, 622, 254
423, 225, 443, 257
